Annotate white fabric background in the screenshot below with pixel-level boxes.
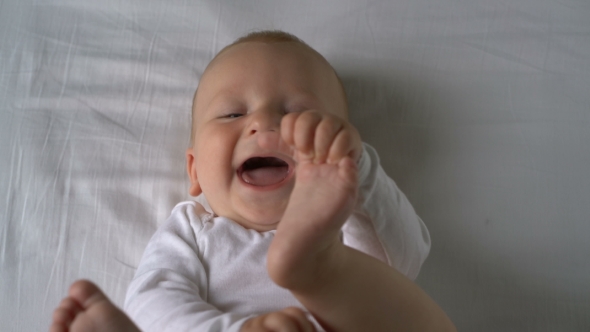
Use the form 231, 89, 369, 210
1, 0, 589, 331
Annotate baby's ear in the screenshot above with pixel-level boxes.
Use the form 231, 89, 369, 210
186, 148, 202, 196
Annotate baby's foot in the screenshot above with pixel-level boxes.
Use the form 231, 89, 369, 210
268, 157, 358, 290
50, 280, 140, 332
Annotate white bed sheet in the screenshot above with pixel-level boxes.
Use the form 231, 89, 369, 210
1, 0, 589, 331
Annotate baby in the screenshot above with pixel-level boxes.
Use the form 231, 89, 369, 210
51, 31, 455, 332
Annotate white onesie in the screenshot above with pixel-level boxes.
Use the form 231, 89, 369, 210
124, 143, 430, 332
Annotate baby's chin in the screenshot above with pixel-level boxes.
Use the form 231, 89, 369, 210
223, 213, 280, 232
232, 201, 288, 232
206, 185, 292, 231
227, 189, 291, 228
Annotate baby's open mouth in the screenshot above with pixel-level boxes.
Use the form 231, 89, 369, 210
238, 157, 290, 187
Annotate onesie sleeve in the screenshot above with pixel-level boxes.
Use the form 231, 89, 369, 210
124, 202, 252, 332
342, 142, 431, 280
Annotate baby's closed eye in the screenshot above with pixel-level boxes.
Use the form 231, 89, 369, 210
222, 113, 244, 119
283, 104, 309, 115
216, 105, 246, 118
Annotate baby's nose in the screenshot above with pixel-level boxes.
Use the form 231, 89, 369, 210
248, 109, 282, 134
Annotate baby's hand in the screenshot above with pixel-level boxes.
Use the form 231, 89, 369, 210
281, 111, 362, 165
241, 307, 316, 332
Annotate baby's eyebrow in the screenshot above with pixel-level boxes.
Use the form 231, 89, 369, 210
206, 94, 242, 110
285, 95, 320, 109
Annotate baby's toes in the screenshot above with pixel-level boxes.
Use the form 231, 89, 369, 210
337, 157, 358, 187
68, 280, 106, 309
50, 297, 83, 332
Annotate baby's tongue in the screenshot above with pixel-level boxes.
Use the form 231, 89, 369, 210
241, 165, 288, 186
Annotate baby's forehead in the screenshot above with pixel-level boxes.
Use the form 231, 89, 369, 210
192, 41, 348, 118
208, 41, 326, 75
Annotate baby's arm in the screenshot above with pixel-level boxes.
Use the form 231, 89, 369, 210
342, 142, 431, 279
124, 203, 253, 332
268, 111, 456, 332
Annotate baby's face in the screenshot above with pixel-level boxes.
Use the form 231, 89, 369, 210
187, 41, 347, 231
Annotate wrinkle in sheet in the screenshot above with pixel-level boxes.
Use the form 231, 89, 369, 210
43, 120, 75, 305
2, 142, 23, 264
506, 81, 540, 195
211, 1, 223, 58
57, 14, 79, 107
128, 19, 158, 138
363, 9, 378, 58
463, 39, 548, 73
90, 107, 138, 139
